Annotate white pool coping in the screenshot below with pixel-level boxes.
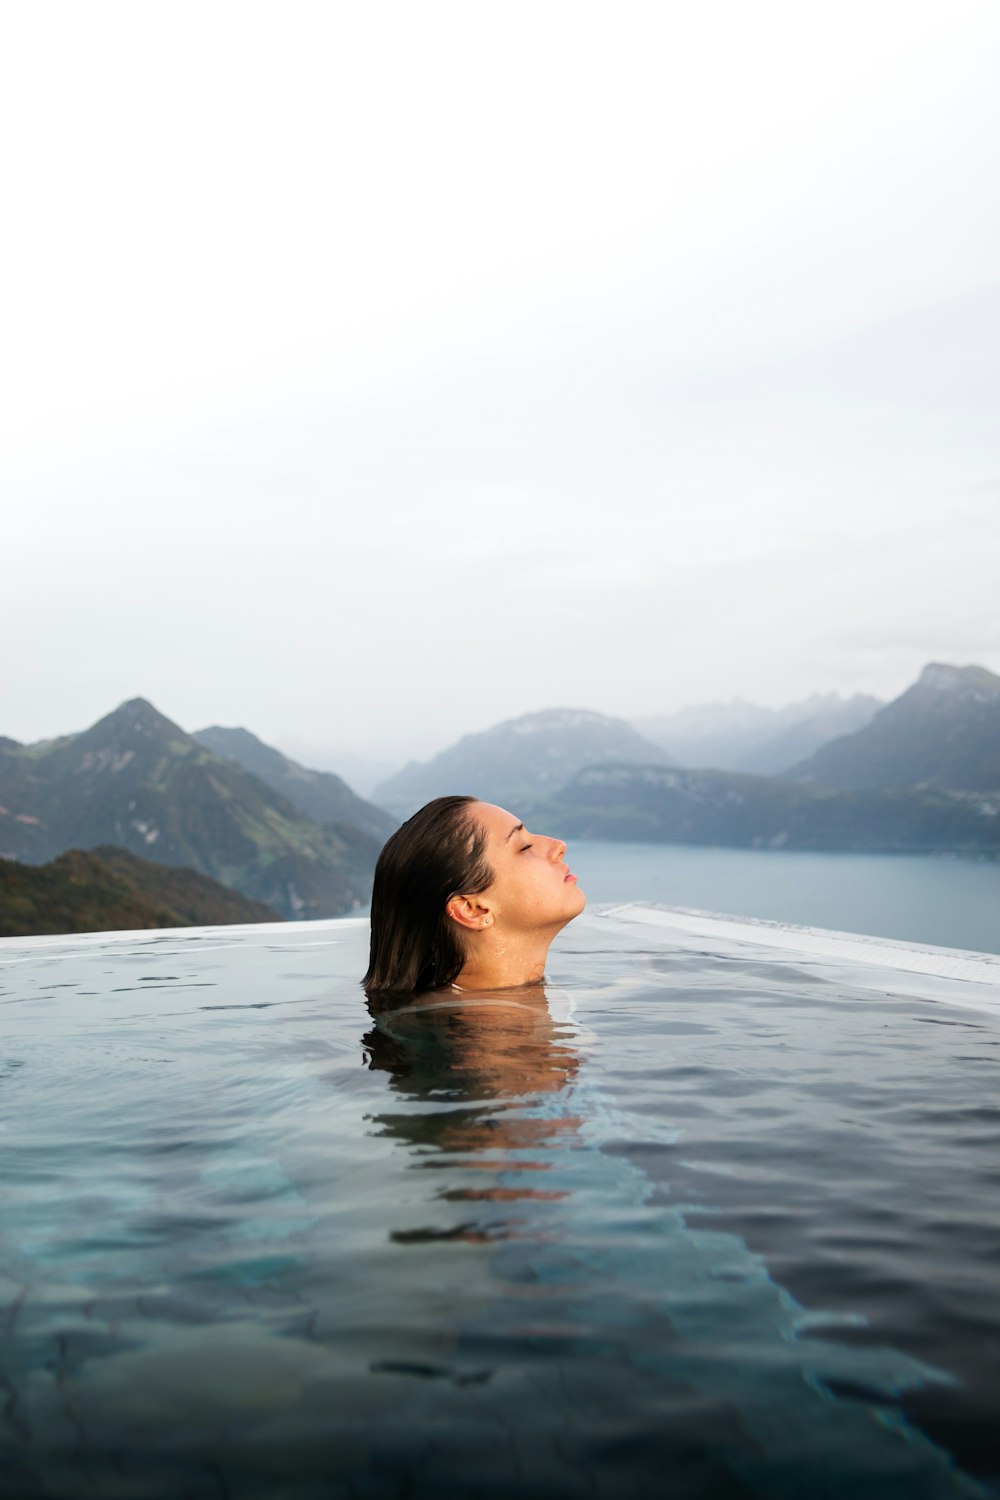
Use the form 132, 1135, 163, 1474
593, 903, 1000, 1013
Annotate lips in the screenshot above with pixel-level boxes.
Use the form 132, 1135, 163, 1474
564, 869, 577, 883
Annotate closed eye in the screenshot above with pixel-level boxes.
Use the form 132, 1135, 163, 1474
519, 842, 533, 852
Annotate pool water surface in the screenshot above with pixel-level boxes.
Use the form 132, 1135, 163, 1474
1, 909, 998, 1499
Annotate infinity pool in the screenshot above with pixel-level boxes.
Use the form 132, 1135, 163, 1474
2, 908, 998, 1499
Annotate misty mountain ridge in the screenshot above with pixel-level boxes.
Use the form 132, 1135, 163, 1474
530, 663, 1000, 854
636, 692, 883, 773
0, 698, 381, 920
374, 708, 673, 817
193, 725, 396, 841
789, 663, 1000, 791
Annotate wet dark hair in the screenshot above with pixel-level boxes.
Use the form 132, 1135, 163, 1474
363, 795, 494, 996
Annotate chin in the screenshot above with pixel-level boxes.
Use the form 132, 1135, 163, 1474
566, 885, 587, 916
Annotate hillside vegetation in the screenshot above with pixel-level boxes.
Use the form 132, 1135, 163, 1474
0, 847, 279, 937
194, 725, 396, 841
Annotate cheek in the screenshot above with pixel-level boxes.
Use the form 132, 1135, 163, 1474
499, 864, 543, 914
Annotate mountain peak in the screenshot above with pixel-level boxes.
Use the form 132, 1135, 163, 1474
788, 662, 1000, 790
80, 698, 191, 748
501, 707, 630, 737
196, 724, 282, 766
916, 663, 1000, 698
198, 724, 264, 748
374, 706, 672, 815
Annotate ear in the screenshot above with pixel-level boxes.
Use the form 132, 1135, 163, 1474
446, 894, 494, 932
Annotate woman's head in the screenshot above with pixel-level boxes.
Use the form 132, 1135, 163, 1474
363, 797, 586, 996
363, 796, 493, 995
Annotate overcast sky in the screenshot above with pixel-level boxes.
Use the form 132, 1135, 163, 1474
3, 0, 998, 768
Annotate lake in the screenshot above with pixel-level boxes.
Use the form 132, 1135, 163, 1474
563, 841, 1000, 955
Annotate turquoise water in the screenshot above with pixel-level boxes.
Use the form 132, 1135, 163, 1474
567, 842, 1000, 955
1, 913, 999, 1498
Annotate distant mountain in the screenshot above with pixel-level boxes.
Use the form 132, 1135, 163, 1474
789, 664, 1000, 790
636, 698, 790, 769
0, 846, 279, 937
636, 693, 883, 772
538, 763, 1000, 855
373, 708, 674, 817
0, 698, 381, 919
738, 695, 883, 774
194, 725, 396, 841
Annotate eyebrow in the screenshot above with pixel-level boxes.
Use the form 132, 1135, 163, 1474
505, 822, 524, 843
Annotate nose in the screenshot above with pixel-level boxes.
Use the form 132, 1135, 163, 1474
547, 835, 567, 862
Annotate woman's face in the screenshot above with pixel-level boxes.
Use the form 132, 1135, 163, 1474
470, 801, 586, 933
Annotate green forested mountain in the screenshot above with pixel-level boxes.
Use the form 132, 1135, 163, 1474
0, 699, 381, 919
0, 847, 280, 937
789, 663, 1000, 790
194, 724, 396, 841
536, 763, 1000, 854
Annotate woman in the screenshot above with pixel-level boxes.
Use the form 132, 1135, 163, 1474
363, 795, 586, 995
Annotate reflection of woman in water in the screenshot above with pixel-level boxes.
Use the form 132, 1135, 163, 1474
362, 981, 583, 1206
363, 795, 586, 997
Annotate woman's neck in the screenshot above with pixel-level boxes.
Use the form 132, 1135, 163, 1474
453, 929, 554, 992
